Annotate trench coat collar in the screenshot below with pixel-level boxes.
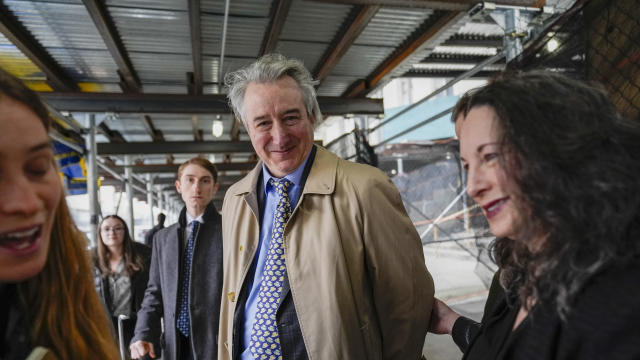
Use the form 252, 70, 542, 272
231, 145, 337, 197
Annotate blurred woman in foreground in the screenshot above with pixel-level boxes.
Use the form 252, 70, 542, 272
0, 68, 119, 359
429, 71, 640, 359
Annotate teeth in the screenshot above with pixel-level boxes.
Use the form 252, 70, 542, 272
488, 199, 505, 211
0, 226, 39, 240
13, 240, 32, 250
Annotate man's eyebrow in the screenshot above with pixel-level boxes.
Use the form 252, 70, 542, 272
251, 114, 268, 123
183, 174, 212, 179
282, 109, 301, 116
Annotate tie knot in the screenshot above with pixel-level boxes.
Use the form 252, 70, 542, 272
190, 220, 200, 231
268, 178, 293, 196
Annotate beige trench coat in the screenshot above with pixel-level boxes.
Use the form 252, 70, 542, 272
218, 146, 434, 360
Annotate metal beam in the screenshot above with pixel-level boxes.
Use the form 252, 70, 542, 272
188, 0, 203, 95
142, 115, 165, 142
81, 0, 164, 148
98, 122, 127, 143
308, 0, 546, 10
192, 115, 203, 141
104, 178, 233, 193
443, 33, 503, 47
39, 92, 385, 115
344, 10, 464, 98
260, 0, 293, 56
314, 5, 380, 83
401, 69, 500, 78
97, 140, 255, 155
82, 0, 141, 92
369, 51, 505, 134
108, 162, 257, 174
144, 176, 244, 186
148, 175, 243, 186
0, 3, 78, 91
419, 53, 495, 65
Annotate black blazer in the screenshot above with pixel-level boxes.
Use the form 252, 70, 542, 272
453, 257, 640, 359
92, 242, 152, 320
133, 202, 223, 360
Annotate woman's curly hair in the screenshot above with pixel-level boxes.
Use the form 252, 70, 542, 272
454, 71, 640, 319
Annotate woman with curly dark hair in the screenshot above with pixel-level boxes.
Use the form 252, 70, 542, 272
428, 71, 640, 359
93, 215, 151, 359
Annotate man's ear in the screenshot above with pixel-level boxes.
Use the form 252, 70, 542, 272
212, 182, 220, 195
175, 179, 182, 194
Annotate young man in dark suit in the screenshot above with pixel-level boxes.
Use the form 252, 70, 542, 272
131, 158, 223, 360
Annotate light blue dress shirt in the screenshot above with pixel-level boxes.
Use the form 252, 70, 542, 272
240, 152, 312, 360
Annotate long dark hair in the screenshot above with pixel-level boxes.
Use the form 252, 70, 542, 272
454, 71, 640, 318
95, 214, 143, 278
1, 68, 119, 358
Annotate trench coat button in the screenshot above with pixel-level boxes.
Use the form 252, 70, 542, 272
239, 245, 243, 252
228, 292, 235, 302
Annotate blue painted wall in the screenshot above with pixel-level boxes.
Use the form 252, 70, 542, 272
380, 95, 458, 143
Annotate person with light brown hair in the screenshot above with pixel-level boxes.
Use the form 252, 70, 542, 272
93, 214, 151, 359
131, 157, 223, 360
0, 68, 119, 359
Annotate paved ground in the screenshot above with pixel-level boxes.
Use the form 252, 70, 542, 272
421, 244, 492, 360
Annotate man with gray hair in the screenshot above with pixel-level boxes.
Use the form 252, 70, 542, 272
219, 53, 434, 360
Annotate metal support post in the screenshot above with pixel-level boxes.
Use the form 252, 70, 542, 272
124, 155, 135, 240
504, 9, 524, 62
146, 174, 154, 228
157, 187, 164, 214
86, 114, 99, 247
461, 170, 470, 233
164, 192, 171, 222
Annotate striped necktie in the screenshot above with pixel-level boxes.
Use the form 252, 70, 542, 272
249, 178, 293, 360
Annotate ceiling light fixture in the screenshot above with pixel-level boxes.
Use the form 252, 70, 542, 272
212, 120, 224, 138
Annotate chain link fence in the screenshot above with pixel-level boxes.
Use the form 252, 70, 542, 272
378, 141, 497, 287
325, 126, 378, 166
585, 0, 640, 121
512, 0, 639, 121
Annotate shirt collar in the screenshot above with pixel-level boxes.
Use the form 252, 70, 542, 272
262, 147, 313, 194
186, 211, 204, 225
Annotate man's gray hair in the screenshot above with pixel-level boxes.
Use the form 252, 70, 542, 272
224, 53, 322, 125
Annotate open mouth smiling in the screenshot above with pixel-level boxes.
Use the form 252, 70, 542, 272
0, 225, 42, 255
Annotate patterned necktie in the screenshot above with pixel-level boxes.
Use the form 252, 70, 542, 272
249, 178, 293, 360
177, 220, 199, 337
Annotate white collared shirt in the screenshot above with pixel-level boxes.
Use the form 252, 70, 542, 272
184, 212, 204, 247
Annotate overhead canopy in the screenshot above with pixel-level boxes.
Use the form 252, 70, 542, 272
0, 0, 568, 183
